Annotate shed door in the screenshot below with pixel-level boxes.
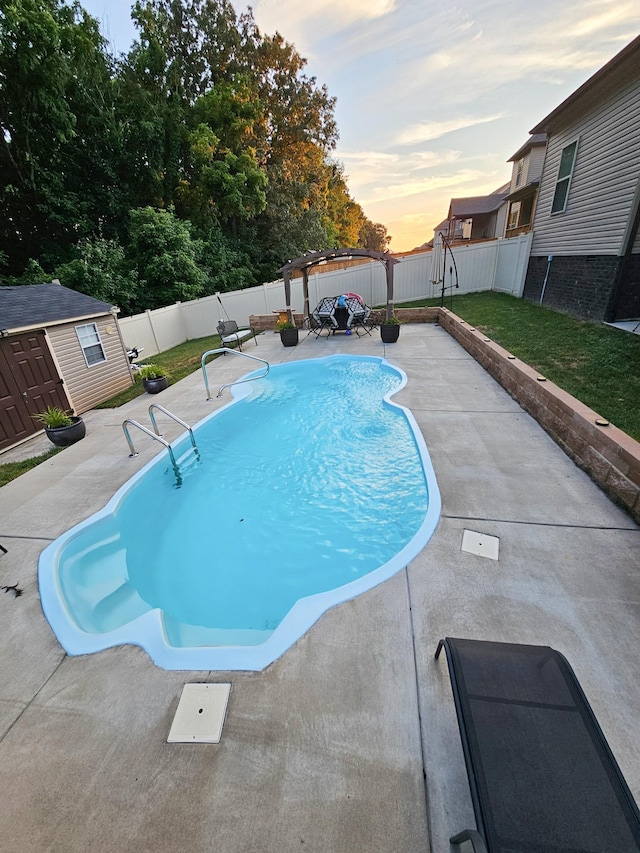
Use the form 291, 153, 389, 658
0, 332, 71, 451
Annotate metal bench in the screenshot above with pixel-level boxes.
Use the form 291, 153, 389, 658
436, 637, 640, 852
216, 320, 257, 351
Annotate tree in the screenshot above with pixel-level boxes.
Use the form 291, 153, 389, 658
126, 206, 206, 310
0, 0, 126, 273
359, 220, 391, 252
53, 237, 139, 313
176, 82, 267, 230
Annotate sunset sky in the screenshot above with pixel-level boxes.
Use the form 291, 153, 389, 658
83, 0, 640, 250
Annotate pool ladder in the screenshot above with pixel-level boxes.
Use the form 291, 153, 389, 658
201, 347, 270, 399
122, 404, 200, 487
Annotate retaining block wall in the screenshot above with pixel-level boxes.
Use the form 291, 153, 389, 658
437, 308, 640, 523
249, 305, 640, 523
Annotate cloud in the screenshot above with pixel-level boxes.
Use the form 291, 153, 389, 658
361, 168, 501, 205
396, 115, 505, 146
249, 0, 396, 55
336, 148, 465, 190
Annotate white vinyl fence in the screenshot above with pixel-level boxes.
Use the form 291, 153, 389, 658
118, 233, 533, 357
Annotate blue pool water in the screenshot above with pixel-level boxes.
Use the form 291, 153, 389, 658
39, 355, 441, 670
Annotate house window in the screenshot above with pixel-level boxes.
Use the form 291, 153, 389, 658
76, 323, 106, 366
507, 202, 521, 230
515, 159, 524, 188
551, 140, 578, 214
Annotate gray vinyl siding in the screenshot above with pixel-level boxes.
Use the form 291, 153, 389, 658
531, 77, 640, 256
47, 316, 133, 413
528, 144, 546, 183
509, 154, 528, 193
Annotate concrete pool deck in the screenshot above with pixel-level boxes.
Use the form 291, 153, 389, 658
0, 324, 639, 852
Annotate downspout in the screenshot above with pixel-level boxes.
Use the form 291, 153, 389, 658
540, 255, 553, 305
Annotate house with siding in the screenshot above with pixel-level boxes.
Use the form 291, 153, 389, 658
503, 134, 547, 238
446, 184, 510, 241
523, 34, 640, 321
0, 283, 133, 451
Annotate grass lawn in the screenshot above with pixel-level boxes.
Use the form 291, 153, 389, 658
397, 292, 640, 441
94, 332, 224, 408
1, 295, 639, 486
0, 448, 62, 487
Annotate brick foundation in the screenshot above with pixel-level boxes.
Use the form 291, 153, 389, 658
614, 253, 640, 320
523, 254, 622, 321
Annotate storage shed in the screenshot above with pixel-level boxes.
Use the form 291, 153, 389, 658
0, 283, 133, 451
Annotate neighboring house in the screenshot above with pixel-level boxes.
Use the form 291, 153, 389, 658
0, 283, 133, 451
523, 34, 640, 321
503, 134, 547, 238
445, 183, 510, 242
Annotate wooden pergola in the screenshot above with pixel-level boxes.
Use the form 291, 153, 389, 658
277, 248, 400, 324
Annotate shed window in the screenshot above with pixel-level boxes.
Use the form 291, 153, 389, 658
76, 323, 106, 366
551, 140, 578, 214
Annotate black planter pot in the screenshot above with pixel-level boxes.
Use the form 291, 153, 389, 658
280, 328, 299, 347
143, 376, 169, 394
45, 416, 86, 448
380, 323, 400, 343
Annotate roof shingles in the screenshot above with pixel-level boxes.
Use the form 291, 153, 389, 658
1, 284, 115, 332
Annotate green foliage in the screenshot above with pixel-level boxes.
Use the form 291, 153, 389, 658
198, 228, 257, 292
53, 237, 139, 312
359, 220, 391, 252
94, 333, 222, 407
137, 363, 168, 380
399, 292, 640, 441
382, 314, 401, 325
276, 319, 295, 330
32, 406, 73, 428
0, 0, 126, 273
0, 447, 61, 487
127, 206, 206, 310
0, 0, 386, 303
3, 258, 48, 285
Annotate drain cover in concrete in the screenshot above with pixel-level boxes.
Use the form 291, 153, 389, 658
168, 683, 231, 743
461, 530, 500, 560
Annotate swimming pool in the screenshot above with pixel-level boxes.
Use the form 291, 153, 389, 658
39, 355, 441, 670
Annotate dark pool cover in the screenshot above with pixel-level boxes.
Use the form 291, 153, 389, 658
439, 637, 640, 852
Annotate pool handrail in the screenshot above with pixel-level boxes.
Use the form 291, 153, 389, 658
148, 403, 200, 461
121, 418, 182, 487
201, 347, 270, 399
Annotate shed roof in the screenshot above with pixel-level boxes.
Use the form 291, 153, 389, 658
449, 184, 510, 218
530, 35, 640, 134
1, 284, 115, 333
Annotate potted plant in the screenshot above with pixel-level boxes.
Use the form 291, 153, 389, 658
277, 319, 299, 347
33, 406, 86, 447
380, 313, 401, 343
138, 364, 170, 394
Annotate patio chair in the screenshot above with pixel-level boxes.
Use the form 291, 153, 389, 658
311, 297, 338, 337
216, 320, 257, 351
435, 637, 640, 852
345, 297, 372, 335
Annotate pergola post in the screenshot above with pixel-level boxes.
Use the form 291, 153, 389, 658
385, 260, 394, 322
283, 270, 292, 324
302, 269, 310, 324
276, 248, 400, 328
